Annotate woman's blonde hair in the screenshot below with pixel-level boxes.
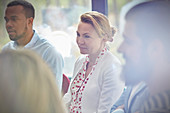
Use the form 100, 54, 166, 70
80, 11, 116, 42
0, 49, 66, 113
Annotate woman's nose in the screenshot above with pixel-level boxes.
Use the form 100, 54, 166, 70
77, 36, 84, 45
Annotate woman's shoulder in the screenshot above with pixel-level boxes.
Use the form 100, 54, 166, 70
75, 55, 86, 64
103, 51, 121, 65
73, 55, 86, 70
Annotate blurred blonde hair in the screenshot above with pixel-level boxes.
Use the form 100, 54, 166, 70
0, 49, 66, 113
80, 11, 116, 42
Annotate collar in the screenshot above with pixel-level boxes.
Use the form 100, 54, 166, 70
13, 30, 39, 48
24, 30, 39, 48
85, 46, 108, 66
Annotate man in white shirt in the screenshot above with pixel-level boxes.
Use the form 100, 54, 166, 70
3, 0, 64, 90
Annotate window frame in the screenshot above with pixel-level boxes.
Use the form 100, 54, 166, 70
92, 0, 108, 16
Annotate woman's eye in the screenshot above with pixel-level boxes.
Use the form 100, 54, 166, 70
76, 32, 80, 37
84, 35, 90, 38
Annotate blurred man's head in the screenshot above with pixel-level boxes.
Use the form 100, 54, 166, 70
119, 0, 170, 86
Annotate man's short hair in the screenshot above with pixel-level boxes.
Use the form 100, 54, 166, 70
125, 0, 170, 44
7, 0, 35, 19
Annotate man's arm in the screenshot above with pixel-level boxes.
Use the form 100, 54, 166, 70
110, 87, 127, 113
44, 46, 64, 91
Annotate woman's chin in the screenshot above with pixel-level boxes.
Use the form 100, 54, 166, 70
80, 51, 88, 55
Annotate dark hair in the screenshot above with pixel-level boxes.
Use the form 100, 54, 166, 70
125, 0, 170, 44
7, 0, 35, 19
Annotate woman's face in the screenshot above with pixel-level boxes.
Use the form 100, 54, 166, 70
76, 22, 105, 55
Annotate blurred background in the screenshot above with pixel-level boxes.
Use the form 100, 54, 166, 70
0, 0, 132, 77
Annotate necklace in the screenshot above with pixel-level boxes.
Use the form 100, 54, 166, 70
86, 62, 94, 68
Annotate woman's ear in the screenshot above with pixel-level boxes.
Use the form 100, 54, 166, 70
102, 34, 108, 42
103, 37, 107, 42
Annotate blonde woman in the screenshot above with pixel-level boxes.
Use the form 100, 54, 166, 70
0, 49, 66, 113
63, 11, 124, 113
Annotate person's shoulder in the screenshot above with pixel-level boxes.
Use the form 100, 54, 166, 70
1, 41, 15, 51
33, 33, 57, 52
75, 55, 86, 64
36, 34, 53, 47
72, 55, 86, 75
103, 51, 121, 66
33, 33, 63, 58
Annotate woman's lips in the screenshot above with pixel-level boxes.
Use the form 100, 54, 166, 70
79, 46, 87, 49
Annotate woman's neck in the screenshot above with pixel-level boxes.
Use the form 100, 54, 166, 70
89, 53, 99, 64
88, 43, 105, 63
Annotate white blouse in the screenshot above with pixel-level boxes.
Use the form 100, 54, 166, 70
64, 47, 125, 113
69, 47, 108, 113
